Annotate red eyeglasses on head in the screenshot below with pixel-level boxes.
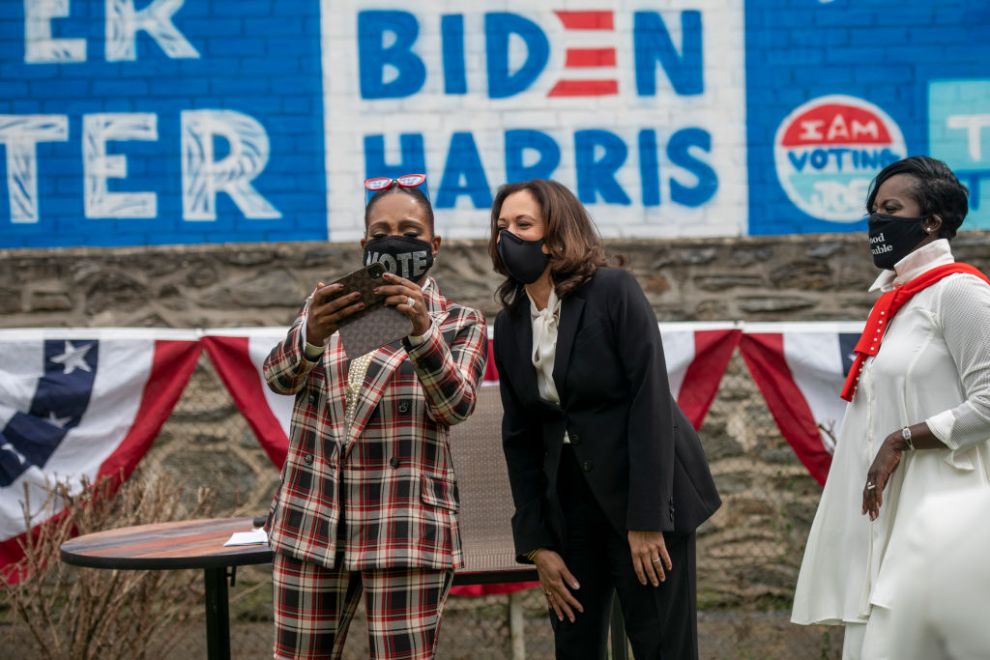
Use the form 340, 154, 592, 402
364, 173, 427, 192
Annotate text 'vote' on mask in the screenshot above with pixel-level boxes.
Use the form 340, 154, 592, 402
867, 213, 930, 270
363, 235, 434, 281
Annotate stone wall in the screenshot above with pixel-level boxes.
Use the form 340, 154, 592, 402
6, 232, 990, 329
4, 232, 990, 613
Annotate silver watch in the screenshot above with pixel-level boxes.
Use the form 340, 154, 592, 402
900, 426, 914, 450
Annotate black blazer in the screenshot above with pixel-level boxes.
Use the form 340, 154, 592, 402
494, 268, 721, 562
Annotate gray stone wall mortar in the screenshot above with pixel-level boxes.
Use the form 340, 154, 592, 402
5, 233, 988, 328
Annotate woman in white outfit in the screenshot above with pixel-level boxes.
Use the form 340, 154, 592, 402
791, 156, 990, 660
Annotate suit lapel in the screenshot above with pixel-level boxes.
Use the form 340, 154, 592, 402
551, 293, 585, 401
342, 277, 449, 449
344, 341, 406, 448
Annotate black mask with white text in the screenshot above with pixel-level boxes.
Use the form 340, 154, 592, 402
867, 213, 929, 270
363, 236, 434, 281
497, 230, 550, 284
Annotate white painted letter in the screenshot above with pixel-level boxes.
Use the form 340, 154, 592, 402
946, 114, 990, 161
24, 0, 87, 63
105, 0, 199, 62
83, 113, 158, 218
181, 110, 281, 221
0, 115, 69, 223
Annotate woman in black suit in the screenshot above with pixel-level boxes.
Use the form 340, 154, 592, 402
488, 180, 721, 659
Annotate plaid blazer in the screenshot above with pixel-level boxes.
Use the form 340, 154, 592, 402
263, 278, 487, 571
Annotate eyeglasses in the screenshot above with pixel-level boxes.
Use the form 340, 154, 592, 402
364, 173, 427, 192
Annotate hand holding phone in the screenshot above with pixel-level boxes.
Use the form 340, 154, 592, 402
312, 263, 413, 357
306, 282, 366, 346
373, 271, 432, 336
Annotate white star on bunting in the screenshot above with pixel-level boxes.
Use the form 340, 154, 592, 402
50, 341, 94, 375
46, 411, 73, 429
0, 442, 27, 466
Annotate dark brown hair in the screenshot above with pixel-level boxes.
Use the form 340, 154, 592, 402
488, 179, 610, 310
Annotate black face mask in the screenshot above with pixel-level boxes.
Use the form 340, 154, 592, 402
497, 230, 550, 284
867, 213, 930, 270
363, 235, 434, 281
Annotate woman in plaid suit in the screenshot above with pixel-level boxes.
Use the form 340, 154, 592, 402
263, 175, 488, 659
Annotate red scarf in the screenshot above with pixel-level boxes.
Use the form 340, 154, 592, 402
840, 262, 990, 402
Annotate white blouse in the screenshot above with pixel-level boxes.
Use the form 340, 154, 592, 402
529, 287, 561, 402
528, 287, 570, 444
792, 239, 990, 625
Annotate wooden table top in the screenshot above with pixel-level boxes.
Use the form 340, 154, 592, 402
60, 515, 537, 584
60, 517, 273, 571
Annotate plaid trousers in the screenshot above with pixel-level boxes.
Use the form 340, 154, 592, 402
273, 552, 454, 660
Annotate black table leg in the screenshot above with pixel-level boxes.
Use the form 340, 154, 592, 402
204, 566, 231, 660
609, 593, 628, 660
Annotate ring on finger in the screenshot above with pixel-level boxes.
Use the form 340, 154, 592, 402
406, 296, 415, 308
866, 482, 877, 490
652, 556, 662, 564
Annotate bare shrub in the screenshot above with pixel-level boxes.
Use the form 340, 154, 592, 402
1, 469, 213, 660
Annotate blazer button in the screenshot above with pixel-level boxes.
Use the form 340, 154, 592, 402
389, 457, 400, 468
569, 432, 581, 446
308, 393, 317, 406
397, 401, 411, 414
582, 460, 593, 472
304, 453, 314, 465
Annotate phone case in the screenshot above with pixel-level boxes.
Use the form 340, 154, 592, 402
330, 263, 413, 358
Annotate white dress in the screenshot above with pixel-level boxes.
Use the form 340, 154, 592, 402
886, 489, 990, 660
791, 239, 990, 625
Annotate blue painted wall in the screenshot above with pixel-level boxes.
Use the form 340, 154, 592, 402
0, 0, 326, 247
0, 0, 987, 247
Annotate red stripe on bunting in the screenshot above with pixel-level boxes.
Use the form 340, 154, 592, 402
98, 340, 203, 481
738, 333, 832, 485
483, 339, 499, 384
677, 329, 741, 430
203, 336, 289, 469
1, 339, 201, 584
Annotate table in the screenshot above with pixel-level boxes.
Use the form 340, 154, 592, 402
60, 516, 271, 660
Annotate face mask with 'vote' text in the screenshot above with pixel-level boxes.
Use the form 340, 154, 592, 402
363, 235, 435, 281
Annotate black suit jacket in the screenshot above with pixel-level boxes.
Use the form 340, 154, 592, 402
494, 268, 721, 562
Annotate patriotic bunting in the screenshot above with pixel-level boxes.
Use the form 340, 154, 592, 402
0, 321, 859, 584
0, 329, 201, 581
739, 323, 863, 486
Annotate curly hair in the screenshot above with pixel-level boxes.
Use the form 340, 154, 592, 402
488, 179, 611, 310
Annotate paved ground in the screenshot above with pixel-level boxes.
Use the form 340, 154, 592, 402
2, 606, 840, 659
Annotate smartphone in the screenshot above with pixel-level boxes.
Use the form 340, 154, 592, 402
327, 263, 412, 358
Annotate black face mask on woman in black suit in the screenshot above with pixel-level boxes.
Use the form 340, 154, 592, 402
497, 229, 549, 284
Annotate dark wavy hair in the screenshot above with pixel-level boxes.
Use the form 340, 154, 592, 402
866, 156, 969, 239
364, 185, 435, 234
488, 179, 611, 310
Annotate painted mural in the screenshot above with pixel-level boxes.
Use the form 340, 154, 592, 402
0, 0, 987, 247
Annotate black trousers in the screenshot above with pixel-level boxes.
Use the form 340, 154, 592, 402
550, 445, 698, 660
